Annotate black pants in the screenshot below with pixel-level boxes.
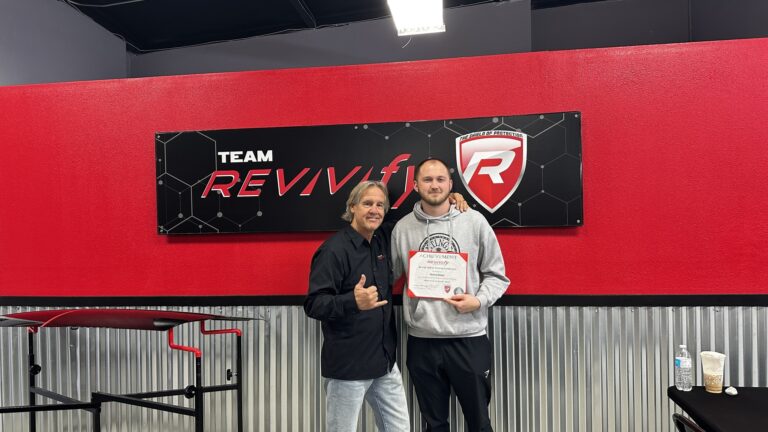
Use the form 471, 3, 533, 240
407, 335, 493, 432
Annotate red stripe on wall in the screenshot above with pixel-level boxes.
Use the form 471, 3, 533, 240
1, 38, 767, 297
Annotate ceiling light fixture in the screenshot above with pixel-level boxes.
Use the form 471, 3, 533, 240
387, 0, 446, 36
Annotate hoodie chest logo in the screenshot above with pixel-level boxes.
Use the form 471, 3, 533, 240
419, 233, 460, 253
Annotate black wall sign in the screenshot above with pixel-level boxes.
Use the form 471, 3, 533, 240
156, 112, 582, 234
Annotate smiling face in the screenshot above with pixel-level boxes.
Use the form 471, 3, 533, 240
349, 186, 387, 239
415, 160, 453, 209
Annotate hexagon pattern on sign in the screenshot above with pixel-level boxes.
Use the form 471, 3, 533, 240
156, 112, 582, 234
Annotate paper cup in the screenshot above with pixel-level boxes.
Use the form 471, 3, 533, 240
700, 351, 726, 393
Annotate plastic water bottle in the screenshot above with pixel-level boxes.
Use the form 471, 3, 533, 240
675, 344, 693, 391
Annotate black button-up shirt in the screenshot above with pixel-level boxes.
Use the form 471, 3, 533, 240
304, 223, 396, 380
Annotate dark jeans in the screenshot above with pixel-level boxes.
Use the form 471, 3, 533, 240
407, 335, 493, 432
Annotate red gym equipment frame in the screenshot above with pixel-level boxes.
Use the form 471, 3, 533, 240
0, 309, 251, 432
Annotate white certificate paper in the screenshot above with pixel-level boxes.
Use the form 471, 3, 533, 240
407, 250, 469, 299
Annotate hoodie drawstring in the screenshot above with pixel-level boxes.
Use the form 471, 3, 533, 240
424, 207, 455, 252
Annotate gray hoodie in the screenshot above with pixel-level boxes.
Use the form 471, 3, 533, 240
391, 202, 510, 338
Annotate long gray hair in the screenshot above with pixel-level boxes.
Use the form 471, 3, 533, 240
341, 181, 390, 222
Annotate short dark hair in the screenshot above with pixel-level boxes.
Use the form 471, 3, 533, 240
415, 157, 451, 180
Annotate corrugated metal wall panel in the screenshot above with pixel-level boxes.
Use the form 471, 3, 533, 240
1, 306, 764, 431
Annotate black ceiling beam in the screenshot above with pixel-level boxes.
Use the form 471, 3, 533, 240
532, 0, 608, 10
287, 0, 317, 28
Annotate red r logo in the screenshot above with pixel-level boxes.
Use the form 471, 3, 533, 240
455, 132, 527, 213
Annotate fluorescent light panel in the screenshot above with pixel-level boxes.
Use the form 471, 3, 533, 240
387, 0, 445, 36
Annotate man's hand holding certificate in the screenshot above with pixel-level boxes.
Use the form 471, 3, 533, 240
407, 251, 469, 299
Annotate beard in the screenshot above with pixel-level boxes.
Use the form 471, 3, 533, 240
420, 190, 451, 206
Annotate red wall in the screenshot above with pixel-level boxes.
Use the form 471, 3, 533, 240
1, 38, 767, 298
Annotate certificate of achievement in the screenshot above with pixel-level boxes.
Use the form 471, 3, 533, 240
407, 250, 469, 299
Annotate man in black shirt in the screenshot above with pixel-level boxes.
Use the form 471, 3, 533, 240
304, 180, 409, 432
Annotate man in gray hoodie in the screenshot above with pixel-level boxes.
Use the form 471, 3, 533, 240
391, 158, 509, 432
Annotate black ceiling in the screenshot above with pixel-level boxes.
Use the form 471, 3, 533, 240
63, 0, 606, 53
